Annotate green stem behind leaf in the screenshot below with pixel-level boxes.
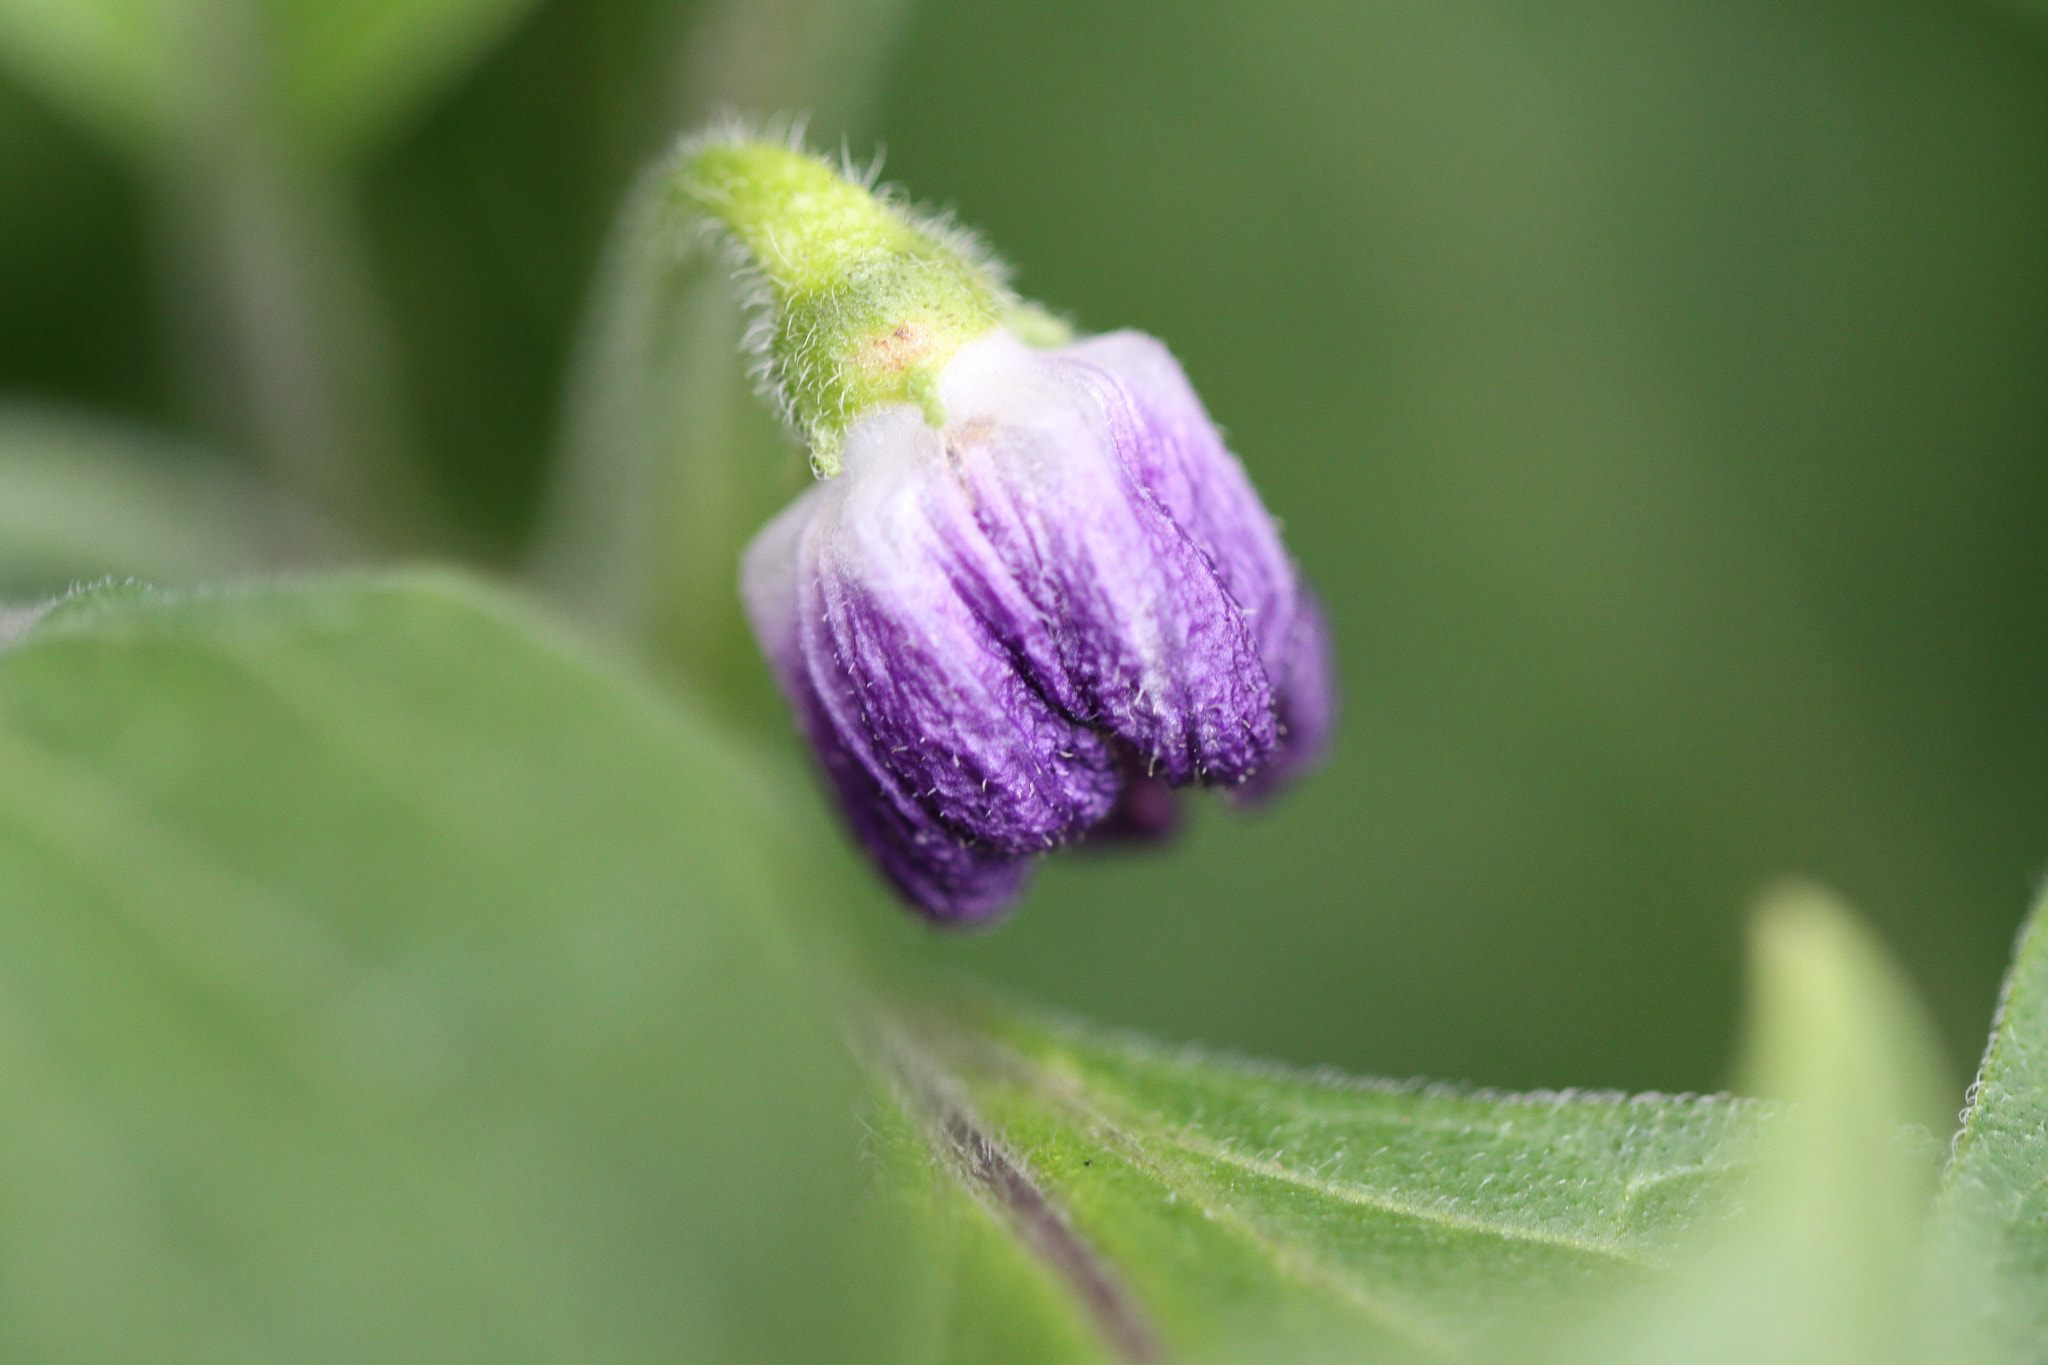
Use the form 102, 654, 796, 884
529, 1, 924, 717
155, 141, 442, 549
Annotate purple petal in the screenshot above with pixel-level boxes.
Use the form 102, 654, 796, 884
1234, 586, 1338, 804
1066, 332, 1338, 802
1064, 331, 1299, 676
797, 662, 1036, 922
739, 329, 1333, 925
803, 406, 1123, 853
932, 336, 1278, 785
742, 493, 1037, 922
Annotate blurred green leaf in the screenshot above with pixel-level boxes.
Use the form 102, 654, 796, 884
0, 573, 884, 1362
273, 0, 545, 158
0, 0, 538, 163
0, 402, 348, 595
0, 0, 163, 158
0, 0, 520, 547
1934, 884, 2048, 1361
1571, 885, 1956, 1365
869, 1000, 1767, 1364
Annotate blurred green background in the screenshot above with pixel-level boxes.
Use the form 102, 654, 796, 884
4, 0, 2047, 1099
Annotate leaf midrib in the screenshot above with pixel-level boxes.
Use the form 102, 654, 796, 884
1023, 1049, 1667, 1274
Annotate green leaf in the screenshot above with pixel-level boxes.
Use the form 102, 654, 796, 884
0, 0, 522, 547
1568, 884, 1956, 1365
863, 1074, 1116, 1365
868, 998, 1769, 1364
270, 0, 545, 158
1934, 884, 2048, 1361
0, 0, 163, 159
0, 0, 539, 163
0, 403, 348, 595
0, 573, 885, 1362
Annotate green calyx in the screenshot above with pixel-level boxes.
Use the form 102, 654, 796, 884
676, 135, 1009, 476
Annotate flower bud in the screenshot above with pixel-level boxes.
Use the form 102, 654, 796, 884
687, 132, 1335, 922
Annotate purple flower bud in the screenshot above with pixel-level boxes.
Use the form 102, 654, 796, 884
743, 329, 1335, 923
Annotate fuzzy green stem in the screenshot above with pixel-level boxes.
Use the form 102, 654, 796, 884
675, 137, 1005, 474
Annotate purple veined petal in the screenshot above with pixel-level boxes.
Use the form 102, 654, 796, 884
931, 334, 1278, 786
807, 405, 1123, 854
1234, 585, 1338, 804
739, 328, 1330, 924
1061, 330, 1299, 676
742, 492, 1036, 922
796, 662, 1036, 923
1060, 331, 1339, 802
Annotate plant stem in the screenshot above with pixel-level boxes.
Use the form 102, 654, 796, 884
153, 0, 443, 552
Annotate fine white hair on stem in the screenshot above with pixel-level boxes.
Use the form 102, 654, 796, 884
840, 138, 887, 189
660, 115, 1018, 471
